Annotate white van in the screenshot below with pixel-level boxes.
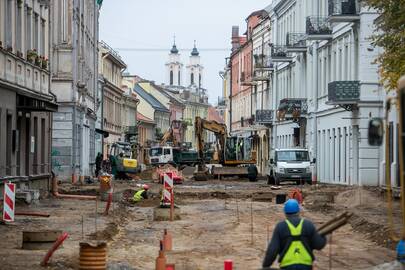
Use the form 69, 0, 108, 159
267, 148, 315, 185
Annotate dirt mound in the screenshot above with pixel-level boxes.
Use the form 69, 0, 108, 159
349, 212, 396, 249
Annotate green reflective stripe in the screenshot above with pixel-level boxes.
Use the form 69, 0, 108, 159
285, 219, 304, 236
280, 219, 313, 268
133, 190, 144, 202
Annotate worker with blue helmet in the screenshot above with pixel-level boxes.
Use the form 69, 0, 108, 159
263, 199, 327, 269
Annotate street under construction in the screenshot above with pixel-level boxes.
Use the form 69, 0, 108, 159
0, 169, 400, 269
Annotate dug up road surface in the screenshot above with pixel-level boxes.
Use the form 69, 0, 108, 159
0, 176, 401, 270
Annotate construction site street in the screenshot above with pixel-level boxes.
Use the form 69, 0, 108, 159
0, 174, 400, 270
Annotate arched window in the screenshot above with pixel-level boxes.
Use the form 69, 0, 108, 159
199, 74, 202, 87
191, 73, 194, 85
170, 70, 173, 85
178, 71, 181, 86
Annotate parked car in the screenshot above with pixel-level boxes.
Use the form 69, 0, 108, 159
267, 148, 315, 185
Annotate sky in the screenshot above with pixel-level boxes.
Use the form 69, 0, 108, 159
99, 0, 272, 104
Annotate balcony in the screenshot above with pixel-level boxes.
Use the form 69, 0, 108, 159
255, 110, 273, 124
327, 80, 360, 110
328, 0, 359, 23
254, 54, 274, 71
286, 33, 307, 53
306, 16, 333, 40
240, 71, 256, 86
277, 98, 308, 121
270, 46, 293, 62
125, 125, 138, 135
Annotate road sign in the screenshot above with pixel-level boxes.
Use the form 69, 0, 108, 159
3, 182, 16, 222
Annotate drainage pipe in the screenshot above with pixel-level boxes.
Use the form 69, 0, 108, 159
15, 212, 50, 218
52, 174, 97, 200
40, 232, 69, 266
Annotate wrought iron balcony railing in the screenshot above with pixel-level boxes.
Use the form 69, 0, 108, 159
277, 98, 308, 121
328, 0, 359, 22
286, 33, 307, 52
125, 125, 138, 135
306, 16, 332, 40
328, 81, 360, 103
254, 54, 273, 69
270, 45, 293, 62
255, 110, 273, 124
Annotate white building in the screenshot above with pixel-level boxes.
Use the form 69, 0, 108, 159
166, 42, 183, 87
51, 0, 100, 181
267, 0, 383, 185
186, 42, 204, 88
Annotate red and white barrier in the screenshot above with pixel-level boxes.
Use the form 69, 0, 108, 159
3, 182, 16, 222
162, 172, 173, 206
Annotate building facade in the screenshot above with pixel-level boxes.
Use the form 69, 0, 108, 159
0, 0, 57, 191
99, 41, 127, 158
51, 0, 100, 181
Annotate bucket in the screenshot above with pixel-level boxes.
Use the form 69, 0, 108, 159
99, 174, 112, 192
276, 194, 287, 204
79, 242, 107, 270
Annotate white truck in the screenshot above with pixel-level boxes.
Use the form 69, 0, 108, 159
267, 148, 315, 185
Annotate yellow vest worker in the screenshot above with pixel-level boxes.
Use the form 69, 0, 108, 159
133, 184, 150, 202
262, 199, 327, 270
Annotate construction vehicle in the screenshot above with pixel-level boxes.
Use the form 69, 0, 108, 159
109, 142, 139, 178
194, 116, 257, 180
368, 75, 405, 261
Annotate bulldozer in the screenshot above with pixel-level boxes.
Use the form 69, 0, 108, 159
194, 116, 257, 180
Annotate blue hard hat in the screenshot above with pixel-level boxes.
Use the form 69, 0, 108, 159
397, 240, 405, 262
284, 199, 300, 214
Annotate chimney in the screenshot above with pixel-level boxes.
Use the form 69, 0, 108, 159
231, 26, 240, 52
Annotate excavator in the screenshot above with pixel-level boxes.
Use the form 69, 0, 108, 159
368, 75, 405, 263
194, 116, 257, 180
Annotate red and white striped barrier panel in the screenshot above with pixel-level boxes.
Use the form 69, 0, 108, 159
3, 182, 16, 222
162, 172, 173, 206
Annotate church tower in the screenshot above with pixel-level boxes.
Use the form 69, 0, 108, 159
186, 41, 204, 88
166, 39, 183, 86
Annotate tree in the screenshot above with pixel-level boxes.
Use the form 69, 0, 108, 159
365, 0, 405, 90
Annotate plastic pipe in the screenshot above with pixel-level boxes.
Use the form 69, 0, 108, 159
40, 232, 69, 266
52, 175, 96, 200
224, 260, 233, 270
15, 212, 50, 217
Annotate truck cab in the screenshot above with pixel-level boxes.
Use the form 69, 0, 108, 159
267, 148, 314, 185
149, 146, 174, 165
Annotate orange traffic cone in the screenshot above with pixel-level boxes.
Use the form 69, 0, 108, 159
163, 229, 172, 251
155, 240, 166, 270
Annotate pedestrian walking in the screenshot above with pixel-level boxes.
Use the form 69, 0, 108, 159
95, 152, 102, 177
262, 199, 327, 270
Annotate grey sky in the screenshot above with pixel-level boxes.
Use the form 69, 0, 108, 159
99, 0, 272, 104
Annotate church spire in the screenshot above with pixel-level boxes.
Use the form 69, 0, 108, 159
191, 40, 199, 56
170, 34, 179, 54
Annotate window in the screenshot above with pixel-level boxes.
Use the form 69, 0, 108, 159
164, 148, 170, 155
26, 6, 32, 51
41, 19, 45, 55
191, 73, 194, 85
170, 70, 173, 85
16, 1, 23, 52
6, 0, 13, 48
34, 13, 39, 50
178, 70, 180, 86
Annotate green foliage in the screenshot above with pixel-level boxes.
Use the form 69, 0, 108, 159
365, 0, 405, 90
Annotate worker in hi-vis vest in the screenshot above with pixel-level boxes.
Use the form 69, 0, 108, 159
133, 184, 149, 202
262, 199, 327, 270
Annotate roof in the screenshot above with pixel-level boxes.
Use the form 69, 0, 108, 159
246, 9, 268, 21
207, 106, 224, 124
134, 84, 170, 113
152, 84, 185, 108
170, 43, 179, 54
137, 112, 154, 123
